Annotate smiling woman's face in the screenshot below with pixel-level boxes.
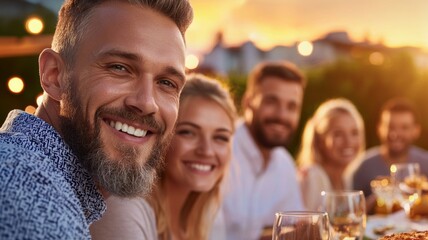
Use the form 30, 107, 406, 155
165, 96, 233, 192
317, 112, 361, 167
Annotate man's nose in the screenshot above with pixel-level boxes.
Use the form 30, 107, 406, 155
124, 77, 159, 116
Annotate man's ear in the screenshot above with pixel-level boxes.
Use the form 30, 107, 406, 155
38, 48, 66, 102
241, 92, 254, 122
376, 122, 381, 139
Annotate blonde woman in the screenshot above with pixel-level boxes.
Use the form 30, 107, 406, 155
297, 98, 365, 211
91, 74, 237, 240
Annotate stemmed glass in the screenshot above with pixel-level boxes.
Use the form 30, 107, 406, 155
272, 211, 330, 240
321, 191, 366, 240
390, 163, 422, 217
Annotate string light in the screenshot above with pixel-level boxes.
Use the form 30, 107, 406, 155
7, 76, 25, 94
25, 17, 44, 35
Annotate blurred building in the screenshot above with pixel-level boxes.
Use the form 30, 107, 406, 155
198, 31, 428, 75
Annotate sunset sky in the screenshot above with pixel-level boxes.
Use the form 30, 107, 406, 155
185, 0, 428, 55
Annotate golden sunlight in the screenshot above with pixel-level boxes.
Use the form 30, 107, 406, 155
186, 0, 428, 53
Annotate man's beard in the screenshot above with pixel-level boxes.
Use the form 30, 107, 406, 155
59, 81, 171, 197
251, 117, 295, 149
387, 141, 411, 158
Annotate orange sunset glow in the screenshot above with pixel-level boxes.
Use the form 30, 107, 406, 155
186, 0, 428, 54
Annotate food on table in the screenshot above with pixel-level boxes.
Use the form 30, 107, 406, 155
379, 230, 428, 239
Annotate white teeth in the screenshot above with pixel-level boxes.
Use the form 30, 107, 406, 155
109, 120, 147, 137
127, 126, 135, 134
134, 129, 144, 137
122, 123, 128, 132
189, 163, 212, 172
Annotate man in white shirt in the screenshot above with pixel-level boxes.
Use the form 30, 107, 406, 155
222, 61, 306, 240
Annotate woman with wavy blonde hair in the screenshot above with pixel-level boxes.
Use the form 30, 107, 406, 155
297, 98, 365, 211
149, 73, 237, 240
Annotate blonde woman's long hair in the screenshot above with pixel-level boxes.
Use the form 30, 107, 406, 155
297, 98, 365, 167
147, 73, 237, 240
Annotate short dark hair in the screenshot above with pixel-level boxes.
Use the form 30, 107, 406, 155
380, 97, 420, 124
244, 61, 306, 100
52, 0, 193, 67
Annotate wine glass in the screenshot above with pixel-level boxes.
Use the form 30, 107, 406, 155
390, 163, 422, 217
321, 190, 366, 240
272, 211, 330, 240
370, 176, 396, 214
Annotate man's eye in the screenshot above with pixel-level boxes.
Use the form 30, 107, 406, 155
158, 79, 176, 89
109, 64, 128, 72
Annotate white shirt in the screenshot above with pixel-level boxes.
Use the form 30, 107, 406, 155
298, 164, 332, 211
221, 123, 304, 240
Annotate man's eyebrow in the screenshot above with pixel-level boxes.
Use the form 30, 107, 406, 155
95, 49, 143, 61
163, 66, 185, 85
97, 49, 141, 62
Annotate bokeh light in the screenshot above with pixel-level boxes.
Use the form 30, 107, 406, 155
297, 41, 314, 56
36, 94, 43, 106
185, 54, 200, 70
390, 165, 397, 173
7, 77, 25, 94
369, 52, 385, 65
25, 105, 36, 114
25, 17, 44, 35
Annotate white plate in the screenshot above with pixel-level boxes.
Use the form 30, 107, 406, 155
365, 216, 408, 239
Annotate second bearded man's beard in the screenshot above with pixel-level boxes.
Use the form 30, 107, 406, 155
251, 117, 295, 149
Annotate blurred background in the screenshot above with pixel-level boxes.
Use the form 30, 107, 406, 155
1, 0, 428, 155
